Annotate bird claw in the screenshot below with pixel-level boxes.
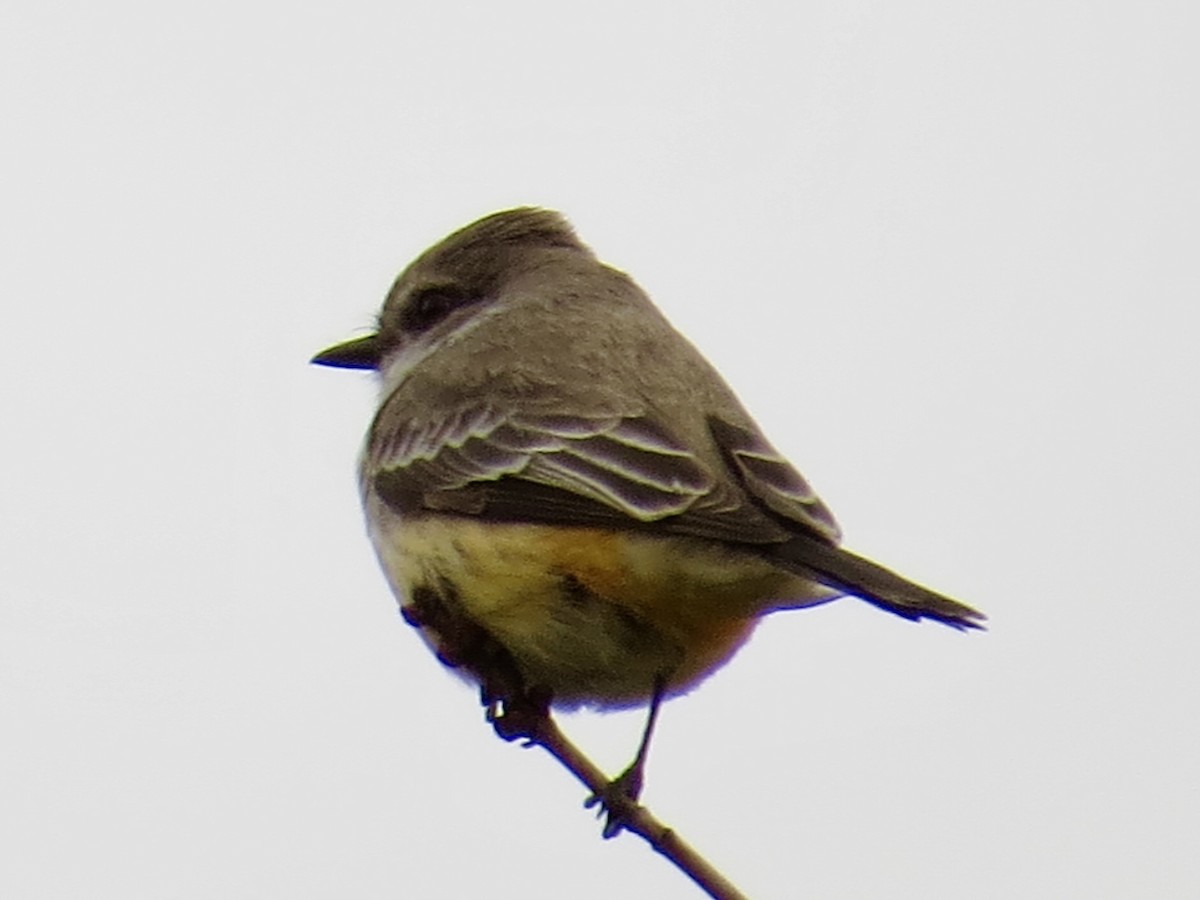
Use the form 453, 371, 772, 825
584, 765, 644, 839
484, 685, 551, 744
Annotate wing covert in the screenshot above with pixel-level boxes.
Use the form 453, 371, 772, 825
367, 401, 837, 546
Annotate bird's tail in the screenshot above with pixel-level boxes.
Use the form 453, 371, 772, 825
769, 535, 986, 630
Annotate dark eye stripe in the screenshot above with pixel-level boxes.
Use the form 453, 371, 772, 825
399, 285, 477, 334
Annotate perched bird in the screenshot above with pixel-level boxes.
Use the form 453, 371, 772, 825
313, 208, 983, 829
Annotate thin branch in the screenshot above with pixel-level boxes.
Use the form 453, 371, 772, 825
520, 712, 750, 900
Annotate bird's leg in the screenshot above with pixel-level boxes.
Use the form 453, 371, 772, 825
401, 584, 551, 744
586, 675, 666, 838
467, 631, 550, 745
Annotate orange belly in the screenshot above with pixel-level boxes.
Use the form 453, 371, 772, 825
367, 507, 830, 708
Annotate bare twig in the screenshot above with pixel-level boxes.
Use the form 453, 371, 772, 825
520, 712, 750, 900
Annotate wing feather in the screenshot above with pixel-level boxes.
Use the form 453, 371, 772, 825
367, 401, 839, 546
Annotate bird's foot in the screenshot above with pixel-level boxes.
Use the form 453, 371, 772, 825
584, 762, 644, 839
484, 684, 551, 746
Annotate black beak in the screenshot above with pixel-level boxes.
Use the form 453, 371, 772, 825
310, 334, 382, 370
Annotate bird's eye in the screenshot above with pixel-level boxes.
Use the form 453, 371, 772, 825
399, 285, 475, 334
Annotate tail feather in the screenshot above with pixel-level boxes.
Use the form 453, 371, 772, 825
771, 535, 986, 631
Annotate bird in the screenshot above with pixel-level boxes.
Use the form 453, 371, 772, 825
312, 207, 984, 833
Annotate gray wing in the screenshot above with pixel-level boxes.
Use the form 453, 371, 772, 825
365, 401, 842, 546
365, 398, 986, 629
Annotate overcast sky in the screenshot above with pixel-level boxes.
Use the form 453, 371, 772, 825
2, 3, 1196, 898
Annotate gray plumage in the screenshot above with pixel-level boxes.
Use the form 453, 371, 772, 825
317, 208, 983, 630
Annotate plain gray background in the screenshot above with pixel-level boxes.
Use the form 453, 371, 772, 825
3, 3, 1196, 898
